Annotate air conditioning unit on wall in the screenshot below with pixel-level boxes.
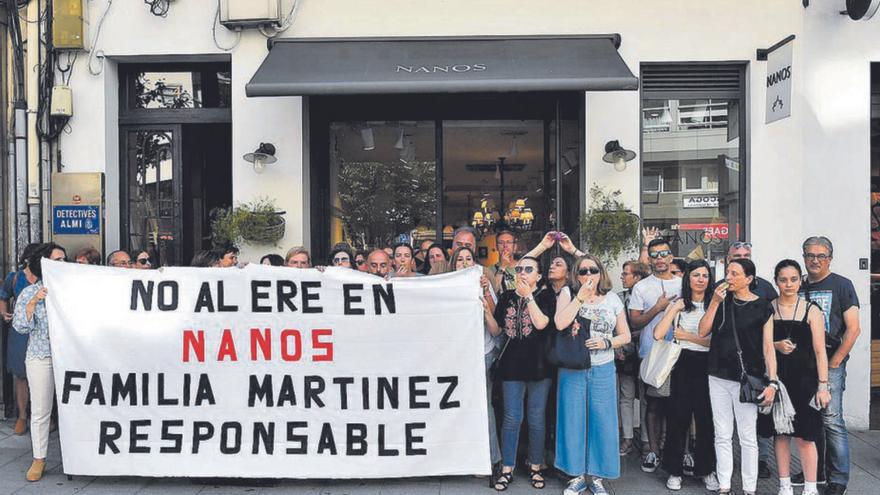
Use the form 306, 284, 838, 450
218, 0, 282, 29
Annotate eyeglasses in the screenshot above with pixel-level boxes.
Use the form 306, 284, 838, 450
111, 260, 132, 267
648, 249, 672, 259
355, 258, 366, 266
136, 258, 151, 266
578, 267, 601, 276
730, 241, 753, 249
670, 269, 683, 275
333, 256, 350, 265
514, 266, 536, 274
803, 253, 831, 261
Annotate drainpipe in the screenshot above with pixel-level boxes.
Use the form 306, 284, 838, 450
26, 0, 41, 241
14, 102, 29, 248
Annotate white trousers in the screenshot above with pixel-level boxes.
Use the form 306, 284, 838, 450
708, 375, 758, 492
25, 357, 54, 459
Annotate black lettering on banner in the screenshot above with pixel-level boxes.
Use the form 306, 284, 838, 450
347, 423, 368, 456
405, 422, 428, 456
195, 374, 216, 405
378, 424, 399, 456
216, 281, 238, 311
304, 375, 326, 408
249, 374, 274, 407
342, 284, 365, 315
157, 373, 179, 406
220, 422, 243, 454
253, 422, 275, 454
286, 421, 308, 454
333, 377, 354, 410
157, 281, 179, 311
378, 377, 399, 410
160, 420, 184, 453
130, 419, 151, 453
182, 373, 191, 406
85, 373, 106, 405
131, 280, 153, 310
373, 284, 396, 314
408, 376, 430, 409
112, 373, 138, 406
251, 280, 272, 312
437, 376, 461, 409
277, 375, 297, 406
62, 370, 86, 404
361, 377, 370, 410
98, 421, 122, 454
277, 280, 298, 312
302, 281, 323, 313
142, 372, 150, 405
317, 423, 337, 455
192, 421, 215, 454
194, 282, 215, 312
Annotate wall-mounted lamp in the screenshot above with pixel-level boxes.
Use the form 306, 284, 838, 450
602, 140, 636, 172
243, 142, 277, 174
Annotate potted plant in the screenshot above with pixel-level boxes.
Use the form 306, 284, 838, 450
579, 185, 640, 268
210, 198, 286, 247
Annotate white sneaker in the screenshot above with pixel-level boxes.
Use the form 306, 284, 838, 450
777, 486, 794, 495
564, 476, 588, 495
589, 478, 608, 495
641, 451, 659, 473
666, 475, 683, 491
703, 472, 720, 491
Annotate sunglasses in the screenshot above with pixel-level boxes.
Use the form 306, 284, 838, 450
648, 249, 672, 259
332, 257, 350, 265
355, 259, 366, 266
578, 267, 600, 276
514, 266, 536, 274
136, 258, 151, 265
730, 241, 752, 249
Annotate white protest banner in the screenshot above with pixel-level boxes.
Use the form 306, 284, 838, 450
42, 261, 489, 478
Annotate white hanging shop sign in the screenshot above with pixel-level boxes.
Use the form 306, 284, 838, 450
759, 35, 795, 124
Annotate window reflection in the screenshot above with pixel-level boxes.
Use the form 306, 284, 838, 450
133, 70, 230, 109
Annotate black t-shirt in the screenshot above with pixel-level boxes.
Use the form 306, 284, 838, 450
707, 297, 773, 382
801, 273, 860, 346
753, 277, 778, 302
493, 287, 557, 381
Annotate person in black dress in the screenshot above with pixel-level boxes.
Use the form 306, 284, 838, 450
759, 260, 831, 495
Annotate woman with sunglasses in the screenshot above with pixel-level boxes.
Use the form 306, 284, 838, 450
453, 246, 503, 472
553, 255, 631, 495
485, 256, 556, 491
652, 260, 719, 491
129, 250, 153, 269
328, 246, 356, 269
420, 243, 448, 275
698, 258, 777, 495
354, 251, 369, 272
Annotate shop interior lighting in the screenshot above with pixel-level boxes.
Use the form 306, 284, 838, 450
243, 142, 277, 174
562, 149, 578, 176
394, 127, 405, 150
602, 140, 636, 172
360, 127, 375, 151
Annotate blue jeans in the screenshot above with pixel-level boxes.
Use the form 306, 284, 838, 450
501, 378, 551, 468
817, 363, 850, 485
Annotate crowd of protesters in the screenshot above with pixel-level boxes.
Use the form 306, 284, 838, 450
1, 229, 861, 495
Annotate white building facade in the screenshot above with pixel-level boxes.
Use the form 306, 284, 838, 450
56, 0, 875, 428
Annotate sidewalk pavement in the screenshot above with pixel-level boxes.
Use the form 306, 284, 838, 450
1, 418, 878, 494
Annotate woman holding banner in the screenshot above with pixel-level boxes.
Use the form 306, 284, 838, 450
12, 243, 65, 482
486, 256, 556, 491
553, 255, 630, 495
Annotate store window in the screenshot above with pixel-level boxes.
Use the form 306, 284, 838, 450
640, 64, 747, 263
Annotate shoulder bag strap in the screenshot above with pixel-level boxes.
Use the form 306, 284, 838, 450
728, 299, 749, 380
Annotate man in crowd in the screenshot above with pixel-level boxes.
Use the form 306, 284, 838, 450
726, 240, 778, 478
617, 260, 650, 456
286, 246, 311, 268
366, 249, 393, 278
791, 236, 860, 495
451, 226, 478, 252
106, 250, 132, 268
628, 238, 681, 473
488, 230, 517, 293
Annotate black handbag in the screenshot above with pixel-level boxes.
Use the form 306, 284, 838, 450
728, 299, 767, 404
547, 315, 592, 370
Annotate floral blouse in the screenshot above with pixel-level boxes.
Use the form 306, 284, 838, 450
12, 281, 51, 360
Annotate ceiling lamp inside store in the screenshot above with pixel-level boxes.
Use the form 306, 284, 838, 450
360, 127, 375, 151
243, 142, 278, 174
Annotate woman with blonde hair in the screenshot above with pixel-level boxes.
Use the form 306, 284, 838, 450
553, 254, 631, 495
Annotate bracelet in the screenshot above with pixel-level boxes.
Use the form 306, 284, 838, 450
818, 382, 831, 392
768, 382, 779, 391
603, 337, 613, 350
575, 295, 585, 304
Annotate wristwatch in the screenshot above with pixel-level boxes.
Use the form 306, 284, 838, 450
523, 295, 534, 304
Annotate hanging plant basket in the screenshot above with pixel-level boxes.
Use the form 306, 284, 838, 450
241, 211, 286, 244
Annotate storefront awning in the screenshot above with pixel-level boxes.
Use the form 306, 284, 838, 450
246, 35, 639, 96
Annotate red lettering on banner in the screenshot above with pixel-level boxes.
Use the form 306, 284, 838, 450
217, 329, 238, 361
183, 330, 205, 363
280, 329, 303, 361
250, 328, 272, 361
311, 329, 334, 362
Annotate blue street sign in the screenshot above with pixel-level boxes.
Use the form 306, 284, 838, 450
53, 205, 100, 235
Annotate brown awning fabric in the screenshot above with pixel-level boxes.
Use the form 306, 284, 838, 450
246, 35, 639, 96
